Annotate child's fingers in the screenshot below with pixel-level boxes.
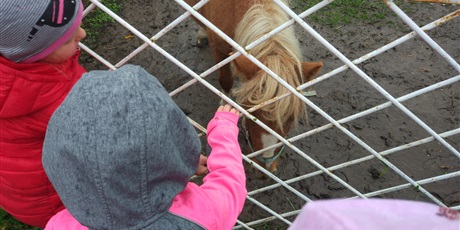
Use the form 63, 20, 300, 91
218, 104, 231, 112
218, 104, 240, 115
195, 165, 208, 176
195, 155, 208, 176
223, 104, 232, 112
230, 108, 239, 115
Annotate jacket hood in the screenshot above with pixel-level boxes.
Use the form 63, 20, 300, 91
42, 65, 201, 229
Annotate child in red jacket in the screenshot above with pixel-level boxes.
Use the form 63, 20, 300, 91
0, 0, 86, 227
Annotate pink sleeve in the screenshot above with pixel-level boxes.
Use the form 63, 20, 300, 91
45, 209, 88, 230
170, 111, 247, 229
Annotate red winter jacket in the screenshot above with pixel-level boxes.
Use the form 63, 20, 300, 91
0, 51, 86, 228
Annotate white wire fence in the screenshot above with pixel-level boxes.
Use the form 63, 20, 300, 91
80, 0, 459, 229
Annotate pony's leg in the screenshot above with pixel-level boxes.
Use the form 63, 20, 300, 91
209, 45, 234, 104
197, 27, 208, 47
215, 50, 234, 94
218, 64, 234, 104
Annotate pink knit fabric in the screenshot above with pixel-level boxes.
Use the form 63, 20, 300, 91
289, 199, 460, 230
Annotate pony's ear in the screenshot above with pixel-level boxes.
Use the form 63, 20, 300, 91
231, 52, 260, 79
301, 62, 323, 82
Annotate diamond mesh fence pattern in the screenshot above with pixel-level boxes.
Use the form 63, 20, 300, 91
80, 0, 459, 228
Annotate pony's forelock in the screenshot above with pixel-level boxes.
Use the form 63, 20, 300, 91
232, 1, 307, 133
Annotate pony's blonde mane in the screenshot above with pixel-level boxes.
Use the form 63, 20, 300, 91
232, 1, 307, 133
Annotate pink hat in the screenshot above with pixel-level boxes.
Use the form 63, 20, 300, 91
0, 0, 83, 63
289, 199, 460, 230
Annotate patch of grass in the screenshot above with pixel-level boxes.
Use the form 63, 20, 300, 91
292, 0, 411, 28
0, 208, 40, 230
286, 196, 297, 211
378, 164, 390, 178
82, 0, 123, 45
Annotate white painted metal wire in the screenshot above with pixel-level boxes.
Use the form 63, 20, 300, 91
81, 0, 459, 228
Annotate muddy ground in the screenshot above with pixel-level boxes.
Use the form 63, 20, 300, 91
80, 1, 459, 229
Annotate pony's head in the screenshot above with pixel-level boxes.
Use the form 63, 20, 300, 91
232, 54, 322, 173
230, 2, 323, 173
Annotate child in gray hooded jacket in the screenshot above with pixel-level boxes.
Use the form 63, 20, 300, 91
42, 65, 247, 229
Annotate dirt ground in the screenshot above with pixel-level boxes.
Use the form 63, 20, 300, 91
80, 1, 459, 228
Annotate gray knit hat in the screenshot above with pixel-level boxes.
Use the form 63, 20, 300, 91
0, 0, 83, 63
43, 65, 202, 229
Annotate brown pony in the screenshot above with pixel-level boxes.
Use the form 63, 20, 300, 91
184, 0, 323, 173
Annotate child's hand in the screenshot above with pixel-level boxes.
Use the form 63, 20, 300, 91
217, 104, 240, 116
195, 154, 208, 176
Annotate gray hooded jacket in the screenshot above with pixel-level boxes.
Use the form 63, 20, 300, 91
43, 65, 203, 229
